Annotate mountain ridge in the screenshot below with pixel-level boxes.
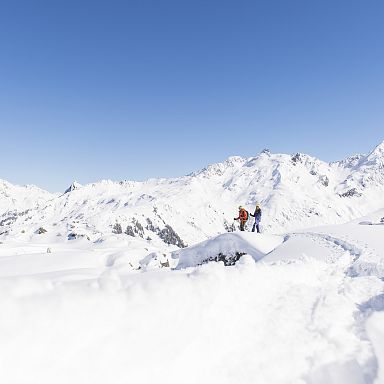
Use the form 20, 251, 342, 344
1, 142, 384, 250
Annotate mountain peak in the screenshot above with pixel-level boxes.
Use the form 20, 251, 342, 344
368, 140, 384, 158
189, 156, 246, 178
64, 181, 82, 194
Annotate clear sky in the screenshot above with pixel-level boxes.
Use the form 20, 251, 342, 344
1, 0, 383, 192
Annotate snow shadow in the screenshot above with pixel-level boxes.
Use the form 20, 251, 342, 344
306, 359, 367, 384
359, 294, 384, 313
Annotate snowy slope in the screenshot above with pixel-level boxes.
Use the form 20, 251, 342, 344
0, 212, 384, 384
1, 143, 384, 384
1, 141, 384, 253
173, 232, 283, 268
0, 179, 54, 214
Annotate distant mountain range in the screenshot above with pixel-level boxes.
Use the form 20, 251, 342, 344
1, 141, 384, 249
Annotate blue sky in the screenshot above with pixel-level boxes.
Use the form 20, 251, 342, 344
1, 0, 383, 191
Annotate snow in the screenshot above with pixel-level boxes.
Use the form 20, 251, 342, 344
1, 142, 384, 383
0, 179, 54, 214
367, 313, 384, 384
64, 181, 83, 194
0, 232, 383, 383
2, 141, 384, 248
173, 232, 283, 269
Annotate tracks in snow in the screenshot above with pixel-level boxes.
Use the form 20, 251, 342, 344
288, 231, 382, 279
281, 231, 384, 383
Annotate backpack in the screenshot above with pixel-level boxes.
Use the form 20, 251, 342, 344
240, 209, 248, 221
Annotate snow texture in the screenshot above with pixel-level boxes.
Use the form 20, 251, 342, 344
1, 142, 384, 384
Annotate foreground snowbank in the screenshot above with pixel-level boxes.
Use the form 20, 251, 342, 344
1, 212, 384, 384
367, 312, 384, 384
1, 253, 383, 384
173, 232, 284, 269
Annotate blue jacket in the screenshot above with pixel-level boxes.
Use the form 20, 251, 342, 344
251, 208, 262, 223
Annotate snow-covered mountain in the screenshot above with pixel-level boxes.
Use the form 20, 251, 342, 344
1, 141, 384, 249
1, 143, 384, 384
1, 205, 383, 384
0, 179, 54, 219
63, 181, 82, 194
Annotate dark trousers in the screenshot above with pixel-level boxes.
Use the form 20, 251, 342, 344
240, 221, 246, 231
252, 223, 260, 233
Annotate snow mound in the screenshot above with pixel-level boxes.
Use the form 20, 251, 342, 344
366, 312, 384, 384
173, 232, 284, 269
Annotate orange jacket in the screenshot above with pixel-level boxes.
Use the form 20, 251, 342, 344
236, 208, 248, 222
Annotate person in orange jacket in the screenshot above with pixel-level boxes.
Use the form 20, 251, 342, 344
234, 206, 249, 231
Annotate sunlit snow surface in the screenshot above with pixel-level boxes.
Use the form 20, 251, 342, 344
2, 141, 384, 247
0, 211, 383, 384
1, 143, 384, 383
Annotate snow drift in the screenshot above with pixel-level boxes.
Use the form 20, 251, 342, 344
173, 232, 284, 269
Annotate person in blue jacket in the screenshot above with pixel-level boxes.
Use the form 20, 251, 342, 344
250, 203, 262, 233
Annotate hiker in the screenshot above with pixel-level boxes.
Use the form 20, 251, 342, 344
234, 206, 248, 231
250, 203, 262, 233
